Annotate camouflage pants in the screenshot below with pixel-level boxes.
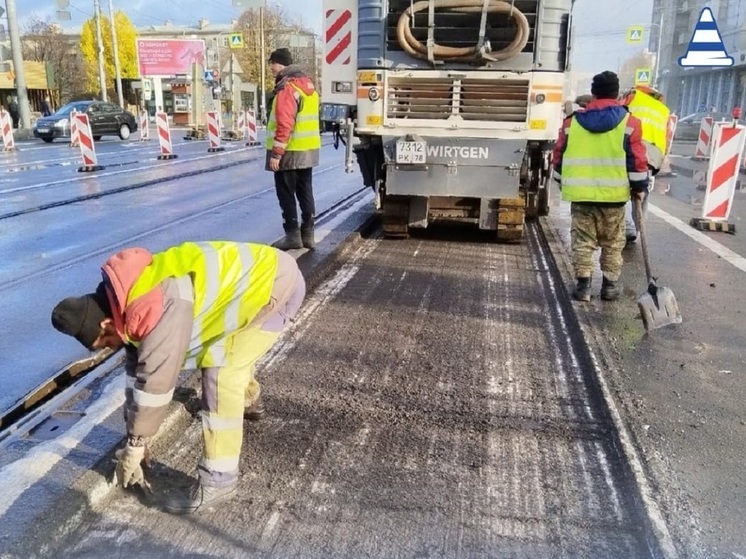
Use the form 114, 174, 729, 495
571, 203, 626, 282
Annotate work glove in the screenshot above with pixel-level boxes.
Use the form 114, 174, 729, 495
632, 190, 646, 201
114, 441, 152, 491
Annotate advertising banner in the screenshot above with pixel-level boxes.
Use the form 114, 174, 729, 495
137, 39, 206, 77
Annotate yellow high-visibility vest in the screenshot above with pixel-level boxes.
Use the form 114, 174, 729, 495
267, 83, 321, 152
561, 115, 632, 203
626, 90, 670, 168
127, 241, 278, 368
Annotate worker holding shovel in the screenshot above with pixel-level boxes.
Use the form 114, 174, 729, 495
552, 71, 649, 302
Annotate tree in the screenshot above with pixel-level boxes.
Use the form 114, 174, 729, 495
232, 6, 317, 104
79, 10, 139, 95
619, 51, 655, 92
22, 17, 86, 104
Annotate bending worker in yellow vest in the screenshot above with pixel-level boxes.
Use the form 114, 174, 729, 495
51, 241, 306, 514
621, 85, 671, 243
553, 71, 649, 302
266, 47, 322, 251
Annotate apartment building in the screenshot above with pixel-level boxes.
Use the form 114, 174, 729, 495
654, 0, 746, 115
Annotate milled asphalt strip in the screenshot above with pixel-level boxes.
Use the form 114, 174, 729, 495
649, 203, 746, 273
533, 221, 680, 559
0, 163, 346, 293
0, 149, 261, 221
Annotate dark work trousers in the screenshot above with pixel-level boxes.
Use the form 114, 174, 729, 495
274, 168, 315, 231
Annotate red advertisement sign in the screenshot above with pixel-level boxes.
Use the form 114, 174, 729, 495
137, 39, 206, 76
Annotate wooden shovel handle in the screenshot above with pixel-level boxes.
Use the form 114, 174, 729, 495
634, 196, 654, 284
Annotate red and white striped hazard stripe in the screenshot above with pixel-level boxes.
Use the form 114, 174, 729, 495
70, 109, 80, 147
694, 116, 713, 159
74, 112, 98, 167
246, 109, 259, 145
156, 111, 174, 157
0, 110, 15, 151
206, 111, 224, 152
139, 110, 150, 141
325, 9, 352, 65
235, 110, 246, 140
702, 123, 746, 221
666, 114, 678, 154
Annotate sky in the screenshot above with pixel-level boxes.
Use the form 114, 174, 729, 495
571, 0, 655, 74
19, 0, 324, 33
19, 0, 653, 74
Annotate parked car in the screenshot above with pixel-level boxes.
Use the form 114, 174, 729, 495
33, 100, 138, 143
673, 112, 740, 142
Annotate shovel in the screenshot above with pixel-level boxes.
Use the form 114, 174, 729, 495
634, 197, 682, 331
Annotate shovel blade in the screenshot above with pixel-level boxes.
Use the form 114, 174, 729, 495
637, 286, 682, 331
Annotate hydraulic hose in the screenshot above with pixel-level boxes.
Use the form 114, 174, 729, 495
396, 0, 530, 62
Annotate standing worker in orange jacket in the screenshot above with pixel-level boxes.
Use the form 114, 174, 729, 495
265, 48, 322, 251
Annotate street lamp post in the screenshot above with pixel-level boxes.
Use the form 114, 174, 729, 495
652, 13, 664, 89
5, 0, 32, 129
231, 0, 266, 122
108, 0, 125, 108
210, 32, 229, 113
93, 0, 107, 101
259, 1, 266, 124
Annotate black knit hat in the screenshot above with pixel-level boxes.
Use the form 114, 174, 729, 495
51, 281, 112, 349
269, 48, 293, 66
591, 71, 620, 100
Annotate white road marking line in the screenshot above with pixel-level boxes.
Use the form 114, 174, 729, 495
649, 204, 746, 274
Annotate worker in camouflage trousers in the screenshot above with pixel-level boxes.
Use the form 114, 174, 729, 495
552, 71, 649, 302
51, 241, 305, 514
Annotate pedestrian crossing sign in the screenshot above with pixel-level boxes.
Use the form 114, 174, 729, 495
635, 68, 652, 85
229, 33, 244, 49
627, 26, 644, 44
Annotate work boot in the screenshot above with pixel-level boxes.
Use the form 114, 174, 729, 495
164, 480, 237, 515
244, 394, 266, 421
625, 232, 638, 244
572, 277, 591, 302
601, 277, 620, 301
274, 229, 302, 251
301, 226, 315, 249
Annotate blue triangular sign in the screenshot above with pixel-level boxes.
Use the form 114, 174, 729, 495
679, 8, 734, 67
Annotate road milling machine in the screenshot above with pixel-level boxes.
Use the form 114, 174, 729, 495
321, 0, 573, 240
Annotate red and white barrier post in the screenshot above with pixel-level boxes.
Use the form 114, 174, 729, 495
0, 110, 15, 152
690, 121, 746, 233
207, 111, 224, 152
156, 111, 177, 160
75, 112, 104, 172
235, 110, 246, 141
69, 109, 80, 148
139, 110, 150, 142
658, 114, 678, 177
693, 116, 714, 160
245, 109, 259, 146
